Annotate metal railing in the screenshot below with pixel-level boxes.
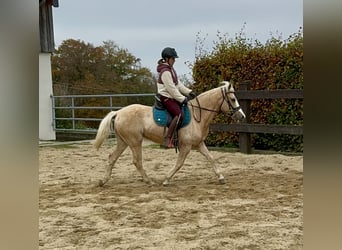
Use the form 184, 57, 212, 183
51, 93, 155, 133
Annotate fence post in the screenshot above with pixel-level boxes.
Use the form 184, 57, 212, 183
71, 97, 75, 130
238, 80, 251, 154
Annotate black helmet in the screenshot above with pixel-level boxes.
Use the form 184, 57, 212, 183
161, 47, 179, 59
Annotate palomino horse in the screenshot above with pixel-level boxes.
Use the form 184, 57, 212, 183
93, 81, 246, 186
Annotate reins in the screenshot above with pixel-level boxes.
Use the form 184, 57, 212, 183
189, 87, 241, 123
189, 96, 223, 123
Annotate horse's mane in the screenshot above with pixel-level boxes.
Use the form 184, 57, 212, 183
196, 84, 225, 98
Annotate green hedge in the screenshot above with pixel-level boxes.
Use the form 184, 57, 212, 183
192, 29, 303, 152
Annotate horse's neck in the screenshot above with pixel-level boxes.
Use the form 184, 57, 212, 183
193, 88, 222, 126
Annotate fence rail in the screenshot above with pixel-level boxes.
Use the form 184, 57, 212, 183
51, 93, 155, 134
51, 81, 303, 153
210, 124, 303, 135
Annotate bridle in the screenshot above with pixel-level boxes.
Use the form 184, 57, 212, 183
189, 85, 242, 123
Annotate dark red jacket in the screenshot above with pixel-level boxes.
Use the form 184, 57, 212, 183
157, 62, 178, 85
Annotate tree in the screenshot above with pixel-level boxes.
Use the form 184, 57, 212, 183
51, 39, 156, 95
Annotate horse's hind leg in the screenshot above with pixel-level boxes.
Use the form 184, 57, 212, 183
162, 145, 191, 186
98, 135, 128, 187
130, 145, 152, 184
198, 142, 225, 184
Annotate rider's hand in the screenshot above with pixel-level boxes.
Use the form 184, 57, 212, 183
182, 97, 188, 105
188, 92, 196, 100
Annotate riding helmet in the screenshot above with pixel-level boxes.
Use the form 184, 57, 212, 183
161, 47, 179, 59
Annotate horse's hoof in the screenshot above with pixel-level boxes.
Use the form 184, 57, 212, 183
148, 180, 158, 187
146, 181, 153, 186
98, 180, 104, 187
219, 178, 226, 185
162, 180, 169, 186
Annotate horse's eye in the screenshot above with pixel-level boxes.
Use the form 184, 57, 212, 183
231, 98, 236, 102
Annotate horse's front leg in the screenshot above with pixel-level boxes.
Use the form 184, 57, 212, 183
198, 142, 225, 184
131, 145, 152, 184
163, 145, 191, 186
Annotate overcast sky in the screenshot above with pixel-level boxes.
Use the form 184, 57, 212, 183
52, 0, 303, 79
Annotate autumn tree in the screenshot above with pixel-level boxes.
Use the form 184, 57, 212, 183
51, 39, 156, 130
51, 39, 155, 95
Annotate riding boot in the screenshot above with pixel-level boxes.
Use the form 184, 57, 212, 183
164, 115, 179, 148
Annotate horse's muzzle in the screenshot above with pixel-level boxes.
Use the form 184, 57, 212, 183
232, 108, 246, 123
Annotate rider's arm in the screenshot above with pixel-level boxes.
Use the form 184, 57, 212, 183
161, 71, 186, 103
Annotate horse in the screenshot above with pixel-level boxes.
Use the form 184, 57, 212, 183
93, 81, 246, 186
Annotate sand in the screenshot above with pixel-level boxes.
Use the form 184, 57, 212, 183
39, 140, 303, 249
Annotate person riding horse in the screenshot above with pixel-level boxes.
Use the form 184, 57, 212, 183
94, 81, 246, 186
156, 47, 196, 148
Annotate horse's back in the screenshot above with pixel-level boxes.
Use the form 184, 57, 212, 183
115, 104, 153, 125
119, 103, 151, 112
114, 104, 164, 143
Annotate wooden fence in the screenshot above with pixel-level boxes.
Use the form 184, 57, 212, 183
210, 81, 303, 153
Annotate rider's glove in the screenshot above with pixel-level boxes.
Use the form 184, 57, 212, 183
182, 97, 188, 105
188, 92, 196, 100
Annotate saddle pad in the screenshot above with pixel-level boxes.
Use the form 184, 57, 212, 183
153, 105, 191, 128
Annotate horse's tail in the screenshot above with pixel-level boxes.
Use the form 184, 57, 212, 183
93, 111, 117, 150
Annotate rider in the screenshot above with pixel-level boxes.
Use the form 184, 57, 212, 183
156, 47, 196, 148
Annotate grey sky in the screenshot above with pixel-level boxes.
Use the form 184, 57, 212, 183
53, 0, 303, 79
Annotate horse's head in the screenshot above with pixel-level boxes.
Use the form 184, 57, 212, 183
219, 81, 246, 122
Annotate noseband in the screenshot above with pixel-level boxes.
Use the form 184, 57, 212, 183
190, 85, 242, 123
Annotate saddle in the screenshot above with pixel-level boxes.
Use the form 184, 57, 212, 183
152, 94, 191, 128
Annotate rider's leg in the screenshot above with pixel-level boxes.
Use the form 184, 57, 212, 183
160, 97, 182, 148
164, 115, 181, 148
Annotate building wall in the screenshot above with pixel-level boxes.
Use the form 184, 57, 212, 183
39, 53, 56, 140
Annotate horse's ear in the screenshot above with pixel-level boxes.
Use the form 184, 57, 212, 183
219, 81, 229, 87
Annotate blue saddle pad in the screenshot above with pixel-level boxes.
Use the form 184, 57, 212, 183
153, 105, 191, 128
